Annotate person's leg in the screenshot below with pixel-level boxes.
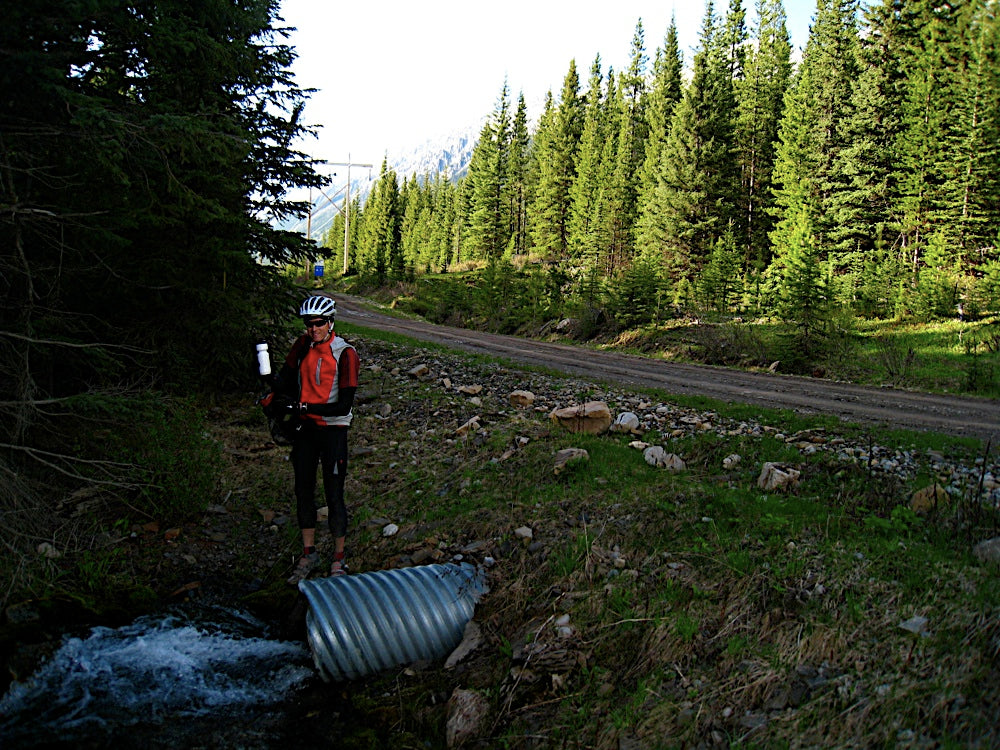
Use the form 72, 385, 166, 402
292, 431, 320, 539
288, 432, 321, 583
319, 427, 349, 573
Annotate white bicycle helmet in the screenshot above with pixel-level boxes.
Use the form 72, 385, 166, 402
299, 295, 336, 320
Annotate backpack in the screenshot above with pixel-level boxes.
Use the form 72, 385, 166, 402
259, 390, 303, 446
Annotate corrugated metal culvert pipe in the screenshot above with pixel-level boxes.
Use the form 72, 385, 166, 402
298, 562, 489, 681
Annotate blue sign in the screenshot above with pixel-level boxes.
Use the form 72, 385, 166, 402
314, 263, 324, 278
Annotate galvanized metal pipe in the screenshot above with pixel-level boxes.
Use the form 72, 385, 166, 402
299, 562, 488, 681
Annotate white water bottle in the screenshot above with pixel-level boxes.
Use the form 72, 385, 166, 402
256, 342, 271, 377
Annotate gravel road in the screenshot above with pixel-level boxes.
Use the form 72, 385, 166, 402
336, 296, 1000, 442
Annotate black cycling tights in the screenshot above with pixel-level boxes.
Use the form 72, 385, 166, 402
291, 426, 349, 538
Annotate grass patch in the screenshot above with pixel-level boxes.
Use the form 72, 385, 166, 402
327, 333, 1000, 748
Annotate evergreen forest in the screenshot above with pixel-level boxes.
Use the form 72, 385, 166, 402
331, 0, 1000, 352
1, 1, 323, 564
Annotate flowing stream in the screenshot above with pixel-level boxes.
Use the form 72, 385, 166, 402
0, 604, 319, 749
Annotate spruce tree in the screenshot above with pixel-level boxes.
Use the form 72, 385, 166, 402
891, 0, 958, 270
508, 93, 532, 257
1, 0, 323, 394
774, 200, 828, 349
698, 225, 743, 312
831, 0, 906, 312
568, 56, 609, 267
734, 0, 792, 270
0, 0, 325, 543
635, 1, 738, 283
602, 21, 650, 273
941, 2, 1000, 257
529, 62, 583, 258
636, 21, 684, 252
769, 0, 860, 296
428, 173, 457, 271
466, 82, 513, 259
358, 159, 401, 284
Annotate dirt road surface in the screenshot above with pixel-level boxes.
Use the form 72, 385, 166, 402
336, 296, 1000, 442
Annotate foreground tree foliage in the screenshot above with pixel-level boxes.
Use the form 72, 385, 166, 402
345, 0, 1000, 342
0, 0, 322, 606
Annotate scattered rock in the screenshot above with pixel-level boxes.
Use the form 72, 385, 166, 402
898, 615, 931, 636
643, 446, 686, 471
757, 462, 800, 491
458, 384, 482, 396
910, 484, 949, 515
455, 416, 481, 436
723, 453, 741, 470
36, 542, 60, 559
549, 401, 612, 435
973, 536, 1000, 565
554, 447, 589, 474
514, 526, 533, 543
446, 688, 490, 748
445, 621, 483, 669
508, 390, 535, 407
611, 411, 641, 434
382, 523, 399, 537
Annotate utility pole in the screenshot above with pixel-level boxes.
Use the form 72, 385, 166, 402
328, 155, 373, 275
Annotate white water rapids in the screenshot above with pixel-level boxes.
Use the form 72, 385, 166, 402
0, 605, 315, 748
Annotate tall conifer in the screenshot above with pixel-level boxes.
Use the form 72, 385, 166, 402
508, 93, 532, 257
637, 21, 684, 246
734, 0, 792, 269
568, 56, 609, 266
636, 1, 738, 280
770, 0, 860, 290
529, 62, 584, 258
832, 0, 906, 313
467, 82, 513, 259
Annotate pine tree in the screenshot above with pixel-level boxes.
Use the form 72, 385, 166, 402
568, 56, 608, 266
635, 1, 738, 282
529, 62, 583, 258
508, 93, 532, 257
636, 21, 684, 252
601, 21, 650, 273
734, 0, 792, 270
466, 82, 513, 259
831, 0, 906, 312
769, 0, 860, 291
358, 158, 401, 284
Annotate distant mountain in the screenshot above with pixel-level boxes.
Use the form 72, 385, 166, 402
283, 118, 483, 241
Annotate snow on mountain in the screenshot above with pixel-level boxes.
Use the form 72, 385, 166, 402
282, 117, 483, 240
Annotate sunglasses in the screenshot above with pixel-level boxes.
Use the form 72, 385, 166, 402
304, 319, 329, 329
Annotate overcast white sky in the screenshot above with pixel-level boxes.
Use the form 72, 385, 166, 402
277, 0, 817, 169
